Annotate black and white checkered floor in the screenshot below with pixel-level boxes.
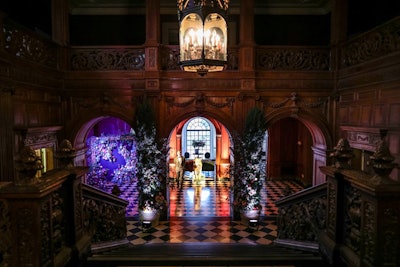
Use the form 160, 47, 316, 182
126, 217, 278, 245
103, 177, 304, 245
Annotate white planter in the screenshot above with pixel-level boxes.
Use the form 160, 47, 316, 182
240, 209, 260, 227
139, 209, 160, 227
241, 209, 260, 219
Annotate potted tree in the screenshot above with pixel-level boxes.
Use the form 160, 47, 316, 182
232, 107, 267, 221
134, 99, 168, 226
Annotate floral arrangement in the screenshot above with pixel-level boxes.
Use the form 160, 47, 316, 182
135, 99, 168, 212
232, 107, 266, 212
86, 134, 137, 188
192, 140, 205, 147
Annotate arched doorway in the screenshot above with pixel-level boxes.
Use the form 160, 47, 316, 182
74, 116, 139, 216
267, 117, 313, 186
168, 116, 231, 217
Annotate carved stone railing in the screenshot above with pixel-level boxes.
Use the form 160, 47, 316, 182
275, 183, 327, 251
340, 17, 400, 68
82, 184, 129, 252
69, 46, 145, 71
255, 46, 330, 71
2, 18, 58, 69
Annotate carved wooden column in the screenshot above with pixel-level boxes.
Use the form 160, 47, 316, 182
330, 0, 348, 72
319, 138, 354, 265
51, 0, 69, 46
51, 0, 69, 71
239, 0, 255, 90
0, 88, 15, 182
145, 0, 160, 90
320, 136, 400, 267
319, 165, 346, 266
0, 168, 70, 267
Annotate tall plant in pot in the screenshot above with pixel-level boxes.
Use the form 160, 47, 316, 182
134, 99, 168, 225
232, 107, 267, 219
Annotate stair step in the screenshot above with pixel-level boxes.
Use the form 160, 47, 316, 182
86, 243, 324, 267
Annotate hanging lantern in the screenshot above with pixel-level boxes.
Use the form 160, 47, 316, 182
177, 0, 229, 76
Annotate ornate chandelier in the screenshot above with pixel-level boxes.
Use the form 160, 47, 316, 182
177, 0, 229, 76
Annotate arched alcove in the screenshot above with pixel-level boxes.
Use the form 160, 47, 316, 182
265, 108, 333, 185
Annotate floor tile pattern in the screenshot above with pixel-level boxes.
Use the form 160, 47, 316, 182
101, 177, 304, 246
104, 177, 304, 218
126, 218, 278, 245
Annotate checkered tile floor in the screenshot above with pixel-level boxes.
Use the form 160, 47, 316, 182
126, 218, 278, 245
105, 177, 304, 218
102, 177, 304, 245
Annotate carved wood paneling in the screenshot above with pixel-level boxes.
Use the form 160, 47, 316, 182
341, 18, 400, 68
0, 199, 11, 267
70, 47, 145, 70
3, 19, 58, 69
255, 47, 330, 71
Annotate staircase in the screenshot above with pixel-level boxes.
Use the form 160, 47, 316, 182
85, 242, 326, 267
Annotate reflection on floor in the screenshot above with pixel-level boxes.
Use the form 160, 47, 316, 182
126, 217, 278, 245
109, 178, 304, 218
102, 178, 305, 246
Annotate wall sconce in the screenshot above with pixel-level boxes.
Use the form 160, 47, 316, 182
177, 0, 229, 76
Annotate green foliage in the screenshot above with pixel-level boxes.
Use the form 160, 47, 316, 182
135, 97, 155, 139
244, 107, 267, 153
232, 107, 266, 212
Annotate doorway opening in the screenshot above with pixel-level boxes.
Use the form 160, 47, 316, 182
168, 116, 231, 217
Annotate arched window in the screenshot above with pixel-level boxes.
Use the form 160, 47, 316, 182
183, 117, 215, 159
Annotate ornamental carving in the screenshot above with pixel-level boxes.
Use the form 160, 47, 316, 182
83, 198, 126, 243
343, 184, 362, 255
262, 92, 329, 116
3, 20, 57, 68
327, 182, 336, 232
255, 47, 330, 71
0, 200, 11, 267
40, 200, 52, 265
51, 192, 65, 255
70, 48, 145, 70
75, 183, 84, 233
382, 208, 399, 266
160, 46, 180, 70
278, 196, 326, 242
16, 208, 35, 265
363, 200, 376, 265
24, 133, 57, 147
341, 18, 400, 67
165, 94, 235, 113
